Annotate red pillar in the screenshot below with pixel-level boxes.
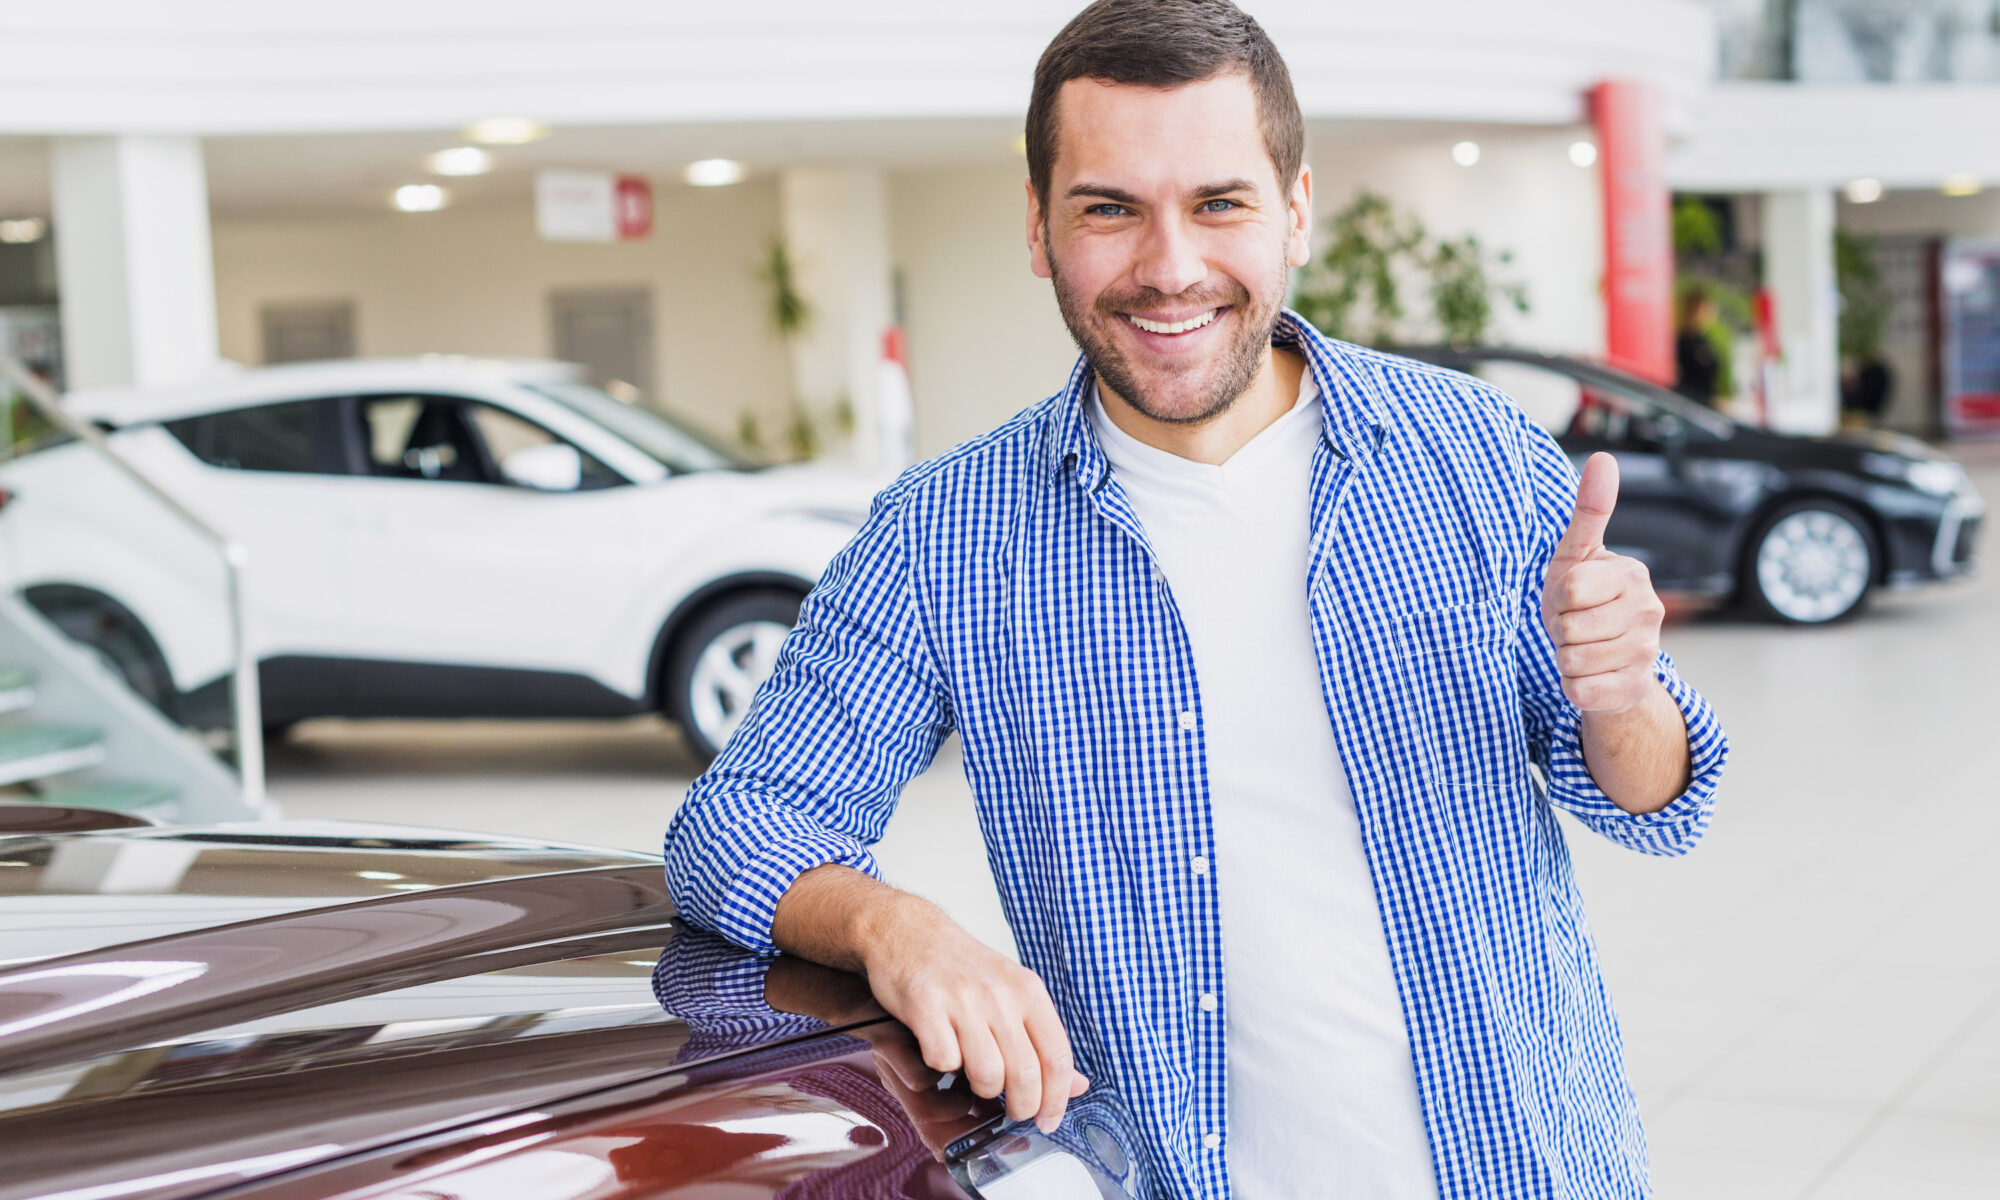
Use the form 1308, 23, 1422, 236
1591, 80, 1673, 385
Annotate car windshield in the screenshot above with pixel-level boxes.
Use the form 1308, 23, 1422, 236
524, 380, 761, 474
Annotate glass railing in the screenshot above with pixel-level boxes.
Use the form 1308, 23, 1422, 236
1705, 0, 2000, 82
0, 351, 264, 806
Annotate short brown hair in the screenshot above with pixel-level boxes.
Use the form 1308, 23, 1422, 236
1026, 0, 1305, 211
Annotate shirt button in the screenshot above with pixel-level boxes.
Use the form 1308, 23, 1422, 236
1151, 565, 1165, 585
1202, 1132, 1221, 1150
1199, 992, 1218, 1012
1191, 854, 1209, 876
1177, 710, 1196, 732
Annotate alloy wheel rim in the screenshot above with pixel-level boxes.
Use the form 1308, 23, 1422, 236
1755, 510, 1870, 623
687, 619, 790, 750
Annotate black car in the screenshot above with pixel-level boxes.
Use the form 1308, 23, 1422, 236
1395, 346, 1985, 624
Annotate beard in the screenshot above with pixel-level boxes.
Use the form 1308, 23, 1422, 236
1048, 237, 1290, 426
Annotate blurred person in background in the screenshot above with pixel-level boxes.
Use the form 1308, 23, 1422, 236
665, 1, 1729, 1197
1674, 285, 1722, 408
1840, 353, 1893, 429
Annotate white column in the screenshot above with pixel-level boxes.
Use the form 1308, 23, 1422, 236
1760, 189, 1840, 435
50, 136, 221, 392
779, 168, 895, 467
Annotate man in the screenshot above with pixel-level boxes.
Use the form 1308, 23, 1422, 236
665, 1, 1729, 1196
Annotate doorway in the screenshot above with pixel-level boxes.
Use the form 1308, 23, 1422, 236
260, 300, 356, 364
550, 286, 655, 403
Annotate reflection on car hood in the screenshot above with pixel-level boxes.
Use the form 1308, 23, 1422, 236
1826, 427, 1946, 462
0, 820, 853, 1200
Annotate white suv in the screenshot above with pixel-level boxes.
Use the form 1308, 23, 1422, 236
4, 357, 887, 760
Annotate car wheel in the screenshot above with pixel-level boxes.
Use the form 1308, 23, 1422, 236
32, 592, 180, 717
665, 590, 802, 762
1742, 499, 1877, 625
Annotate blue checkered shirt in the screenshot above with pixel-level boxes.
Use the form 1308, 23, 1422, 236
665, 311, 1729, 1200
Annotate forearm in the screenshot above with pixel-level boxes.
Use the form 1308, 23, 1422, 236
771, 862, 940, 973
1578, 678, 1692, 815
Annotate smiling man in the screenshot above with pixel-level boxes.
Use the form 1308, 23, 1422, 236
665, 2, 1728, 1197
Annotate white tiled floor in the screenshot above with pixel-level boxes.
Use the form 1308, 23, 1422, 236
275, 442, 2000, 1197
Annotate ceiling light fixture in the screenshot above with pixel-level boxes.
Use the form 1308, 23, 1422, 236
1941, 173, 1983, 197
1568, 140, 1598, 168
393, 184, 448, 212
463, 117, 549, 146
1451, 140, 1481, 167
0, 217, 46, 244
1844, 177, 1884, 203
684, 158, 746, 187
428, 147, 493, 177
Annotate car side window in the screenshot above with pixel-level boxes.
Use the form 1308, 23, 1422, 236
358, 396, 483, 483
164, 398, 343, 474
354, 395, 620, 490
463, 403, 623, 491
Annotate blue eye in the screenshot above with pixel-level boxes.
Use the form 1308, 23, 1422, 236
1199, 199, 1237, 213
1089, 203, 1130, 217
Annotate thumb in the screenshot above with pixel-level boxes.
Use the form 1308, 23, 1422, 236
1554, 452, 1619, 564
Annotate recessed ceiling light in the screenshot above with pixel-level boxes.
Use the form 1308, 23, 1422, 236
1941, 173, 1983, 197
684, 158, 746, 187
0, 217, 46, 244
1568, 140, 1598, 168
428, 147, 493, 177
463, 117, 549, 146
1451, 140, 1481, 167
1844, 177, 1884, 203
394, 184, 448, 212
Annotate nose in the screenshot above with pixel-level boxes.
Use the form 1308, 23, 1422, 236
1130, 212, 1207, 298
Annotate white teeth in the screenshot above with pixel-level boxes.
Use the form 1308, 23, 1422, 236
1128, 309, 1218, 335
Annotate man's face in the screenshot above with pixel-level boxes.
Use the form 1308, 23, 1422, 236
1028, 71, 1312, 425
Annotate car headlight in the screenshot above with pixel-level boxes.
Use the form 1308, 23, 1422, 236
1863, 453, 1963, 497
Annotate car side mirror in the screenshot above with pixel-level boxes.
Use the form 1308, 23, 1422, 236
501, 442, 583, 491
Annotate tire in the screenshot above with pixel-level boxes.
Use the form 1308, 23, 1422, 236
31, 591, 180, 717
664, 589, 803, 762
1740, 498, 1878, 625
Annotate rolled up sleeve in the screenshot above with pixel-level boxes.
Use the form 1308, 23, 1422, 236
1514, 420, 1730, 856
664, 494, 954, 952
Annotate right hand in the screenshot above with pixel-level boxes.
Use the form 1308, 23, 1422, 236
862, 895, 1089, 1134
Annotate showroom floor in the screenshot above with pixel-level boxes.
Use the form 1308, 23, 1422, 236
275, 441, 2000, 1199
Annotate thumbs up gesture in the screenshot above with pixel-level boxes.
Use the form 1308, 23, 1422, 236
1541, 453, 1667, 715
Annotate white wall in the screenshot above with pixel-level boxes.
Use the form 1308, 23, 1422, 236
1306, 126, 1608, 357
889, 166, 1079, 458
210, 182, 790, 441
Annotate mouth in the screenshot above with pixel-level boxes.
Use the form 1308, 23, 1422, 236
1121, 307, 1223, 337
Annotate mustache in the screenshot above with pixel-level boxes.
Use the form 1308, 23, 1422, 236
1092, 282, 1249, 318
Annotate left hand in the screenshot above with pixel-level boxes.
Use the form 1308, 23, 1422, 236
1540, 453, 1667, 715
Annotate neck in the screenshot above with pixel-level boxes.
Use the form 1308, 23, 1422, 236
1096, 346, 1307, 465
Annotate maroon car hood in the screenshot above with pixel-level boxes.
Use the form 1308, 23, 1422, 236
0, 821, 880, 1200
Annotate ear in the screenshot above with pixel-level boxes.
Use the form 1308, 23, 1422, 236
1286, 164, 1313, 269
1026, 177, 1053, 280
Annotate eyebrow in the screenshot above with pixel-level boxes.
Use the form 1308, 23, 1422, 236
1065, 178, 1263, 205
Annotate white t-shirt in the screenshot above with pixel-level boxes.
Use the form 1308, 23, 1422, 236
1089, 373, 1439, 1199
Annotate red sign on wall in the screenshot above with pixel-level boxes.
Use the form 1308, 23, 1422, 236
1591, 80, 1673, 386
614, 175, 653, 241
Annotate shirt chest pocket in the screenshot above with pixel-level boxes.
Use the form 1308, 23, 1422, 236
1395, 590, 1525, 785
